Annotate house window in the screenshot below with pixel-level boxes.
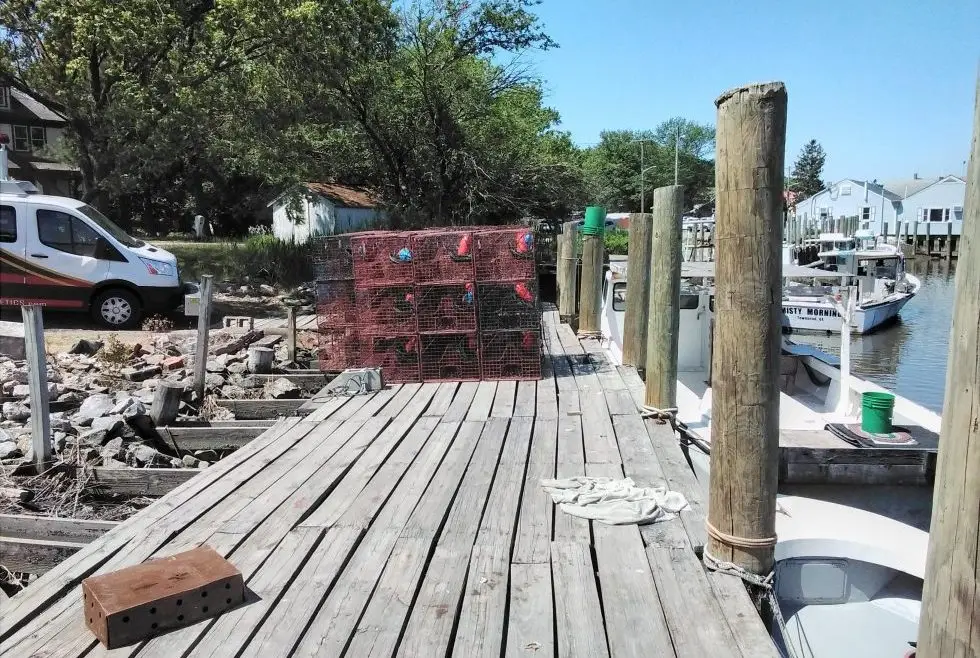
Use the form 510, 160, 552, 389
0, 87, 9, 110
30, 127, 46, 150
861, 207, 874, 221
36, 209, 101, 257
920, 208, 946, 222
12, 125, 30, 151
819, 208, 830, 221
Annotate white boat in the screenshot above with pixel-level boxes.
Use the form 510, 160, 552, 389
782, 231, 920, 335
600, 261, 938, 658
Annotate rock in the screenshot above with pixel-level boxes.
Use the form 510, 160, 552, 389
226, 361, 247, 375
57, 391, 85, 405
170, 457, 183, 468
53, 432, 67, 453
49, 415, 73, 433
68, 339, 103, 355
11, 384, 30, 398
111, 397, 147, 420
2, 402, 30, 422
75, 394, 115, 424
259, 284, 275, 296
101, 437, 125, 462
162, 355, 185, 371
239, 376, 262, 389
193, 449, 218, 462
91, 415, 125, 437
121, 365, 161, 382
205, 373, 226, 389
103, 458, 128, 469
46, 370, 63, 383
220, 385, 247, 400
127, 443, 172, 467
265, 378, 300, 400
197, 460, 210, 468
47, 382, 64, 397
132, 388, 156, 404
82, 448, 101, 463
88, 385, 110, 395
181, 454, 200, 468
144, 353, 165, 366
0, 441, 21, 459
206, 360, 225, 373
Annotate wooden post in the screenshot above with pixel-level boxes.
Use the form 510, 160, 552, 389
894, 217, 901, 245
21, 306, 51, 470
707, 82, 786, 577
925, 220, 932, 255
911, 219, 919, 253
622, 213, 653, 367
248, 346, 275, 374
557, 222, 578, 321
150, 382, 183, 426
918, 73, 980, 658
192, 275, 213, 401
644, 186, 684, 410
944, 221, 953, 260
577, 232, 603, 336
286, 306, 297, 364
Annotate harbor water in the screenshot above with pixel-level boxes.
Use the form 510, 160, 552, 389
791, 258, 955, 413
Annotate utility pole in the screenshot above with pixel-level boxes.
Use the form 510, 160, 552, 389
674, 125, 680, 186
633, 138, 652, 213
917, 71, 980, 658
706, 81, 787, 577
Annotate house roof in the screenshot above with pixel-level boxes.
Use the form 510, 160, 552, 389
302, 182, 379, 208
882, 175, 965, 199
8, 88, 65, 122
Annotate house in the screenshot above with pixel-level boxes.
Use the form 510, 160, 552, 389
269, 183, 387, 243
791, 174, 966, 236
0, 83, 80, 197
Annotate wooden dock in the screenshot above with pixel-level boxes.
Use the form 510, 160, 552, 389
0, 311, 779, 658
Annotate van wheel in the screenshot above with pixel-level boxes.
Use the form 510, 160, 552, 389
92, 289, 142, 329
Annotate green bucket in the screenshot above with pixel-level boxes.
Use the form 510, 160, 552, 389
861, 391, 895, 434
582, 206, 606, 235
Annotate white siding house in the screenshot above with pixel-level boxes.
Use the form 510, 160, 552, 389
270, 183, 386, 243
792, 175, 966, 236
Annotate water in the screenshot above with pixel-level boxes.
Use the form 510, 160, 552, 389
791, 258, 956, 413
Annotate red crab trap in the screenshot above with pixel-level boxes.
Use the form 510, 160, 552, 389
351, 231, 415, 284
317, 328, 360, 372
473, 227, 536, 282
419, 332, 481, 382
312, 235, 354, 281
480, 329, 542, 381
360, 334, 421, 383
477, 279, 539, 332
415, 283, 477, 333
315, 281, 357, 327
354, 285, 418, 334
411, 230, 476, 284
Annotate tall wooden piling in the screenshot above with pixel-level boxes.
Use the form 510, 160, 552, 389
917, 73, 980, 658
577, 232, 604, 336
706, 82, 785, 577
644, 187, 684, 410
944, 221, 953, 260
557, 222, 578, 321
21, 306, 51, 470
192, 275, 213, 401
622, 213, 653, 367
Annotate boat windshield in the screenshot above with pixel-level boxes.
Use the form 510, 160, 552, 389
77, 204, 144, 248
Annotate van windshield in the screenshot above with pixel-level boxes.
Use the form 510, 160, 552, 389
77, 204, 144, 248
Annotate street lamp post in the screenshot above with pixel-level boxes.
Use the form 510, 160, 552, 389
633, 138, 653, 213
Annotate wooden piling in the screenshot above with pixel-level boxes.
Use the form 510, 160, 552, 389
894, 218, 901, 245
577, 232, 604, 336
707, 82, 785, 577
911, 219, 919, 253
150, 382, 183, 426
192, 276, 213, 401
944, 221, 953, 260
557, 222, 578, 321
21, 306, 51, 470
622, 213, 653, 367
286, 305, 297, 364
925, 221, 932, 255
644, 186, 684, 411
917, 73, 980, 658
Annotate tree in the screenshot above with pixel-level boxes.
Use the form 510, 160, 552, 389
789, 139, 826, 199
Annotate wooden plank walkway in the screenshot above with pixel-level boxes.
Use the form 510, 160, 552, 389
0, 310, 778, 658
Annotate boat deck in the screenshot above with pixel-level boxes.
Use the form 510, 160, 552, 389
0, 311, 778, 658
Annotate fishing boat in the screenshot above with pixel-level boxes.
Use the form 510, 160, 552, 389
600, 261, 938, 658
782, 231, 920, 335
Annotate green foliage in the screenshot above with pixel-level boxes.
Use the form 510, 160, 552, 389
165, 239, 313, 288
789, 139, 827, 199
603, 229, 629, 255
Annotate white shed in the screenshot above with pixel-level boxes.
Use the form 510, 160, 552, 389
269, 183, 386, 243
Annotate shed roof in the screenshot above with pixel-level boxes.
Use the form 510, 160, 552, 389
302, 182, 379, 209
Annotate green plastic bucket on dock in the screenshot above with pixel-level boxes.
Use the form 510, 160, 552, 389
582, 206, 606, 235
861, 391, 895, 434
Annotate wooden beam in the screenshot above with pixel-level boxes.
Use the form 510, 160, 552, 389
81, 467, 199, 496
708, 81, 786, 576
246, 373, 333, 388
645, 186, 684, 411
917, 72, 980, 658
621, 212, 652, 367
0, 536, 84, 574
21, 305, 51, 470
0, 515, 117, 543
154, 426, 267, 451
215, 398, 308, 420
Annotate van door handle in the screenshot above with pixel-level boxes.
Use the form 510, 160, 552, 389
30, 253, 49, 258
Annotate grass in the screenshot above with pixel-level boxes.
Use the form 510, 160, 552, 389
158, 236, 314, 288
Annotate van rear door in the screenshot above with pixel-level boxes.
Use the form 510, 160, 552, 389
23, 203, 109, 309
0, 201, 29, 303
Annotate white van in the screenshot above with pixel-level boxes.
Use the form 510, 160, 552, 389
1, 147, 188, 329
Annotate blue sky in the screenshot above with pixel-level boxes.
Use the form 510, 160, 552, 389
526, 0, 979, 182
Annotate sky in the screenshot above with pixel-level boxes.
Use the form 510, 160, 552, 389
525, 0, 980, 183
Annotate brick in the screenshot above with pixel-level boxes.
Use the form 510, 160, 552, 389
162, 356, 185, 370
82, 545, 244, 649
